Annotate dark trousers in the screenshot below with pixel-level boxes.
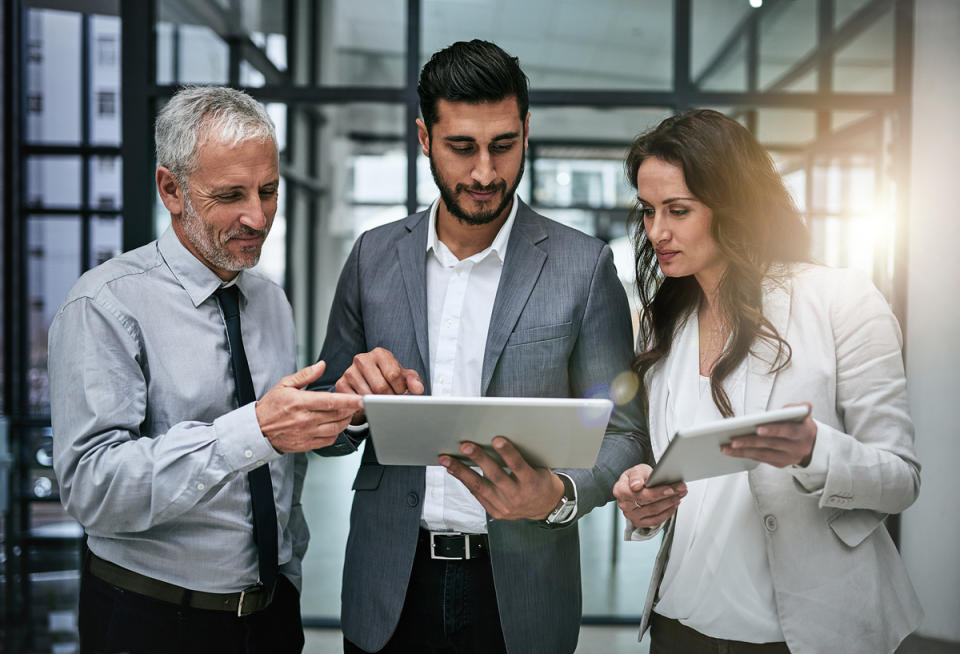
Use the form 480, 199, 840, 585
79, 563, 304, 654
344, 531, 507, 654
650, 613, 790, 654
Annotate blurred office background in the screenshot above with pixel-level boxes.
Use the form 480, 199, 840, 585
1, 0, 957, 652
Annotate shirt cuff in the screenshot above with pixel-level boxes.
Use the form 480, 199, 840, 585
345, 422, 369, 433
788, 418, 829, 491
214, 402, 282, 472
626, 521, 665, 541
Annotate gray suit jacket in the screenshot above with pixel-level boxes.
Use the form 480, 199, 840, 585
315, 201, 649, 653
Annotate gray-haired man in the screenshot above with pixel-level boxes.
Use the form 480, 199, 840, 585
48, 86, 361, 653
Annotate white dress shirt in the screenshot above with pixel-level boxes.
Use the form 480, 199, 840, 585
652, 312, 783, 642
419, 197, 519, 534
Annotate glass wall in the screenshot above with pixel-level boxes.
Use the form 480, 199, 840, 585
5, 0, 913, 644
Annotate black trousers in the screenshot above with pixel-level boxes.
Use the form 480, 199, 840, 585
78, 563, 304, 654
650, 613, 790, 654
344, 531, 507, 654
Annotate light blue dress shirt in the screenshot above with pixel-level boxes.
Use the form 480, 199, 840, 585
48, 227, 308, 593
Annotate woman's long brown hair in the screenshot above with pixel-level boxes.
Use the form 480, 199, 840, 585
626, 109, 811, 417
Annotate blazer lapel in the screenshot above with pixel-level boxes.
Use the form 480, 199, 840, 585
744, 271, 793, 415
396, 211, 431, 383
481, 202, 548, 394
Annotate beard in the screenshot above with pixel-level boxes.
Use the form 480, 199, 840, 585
179, 191, 269, 273
429, 147, 526, 226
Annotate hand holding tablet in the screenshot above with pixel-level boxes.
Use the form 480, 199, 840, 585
646, 404, 812, 486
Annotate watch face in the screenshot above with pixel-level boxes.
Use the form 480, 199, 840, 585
546, 498, 577, 524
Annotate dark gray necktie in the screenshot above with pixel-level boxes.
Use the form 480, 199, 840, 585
215, 285, 278, 590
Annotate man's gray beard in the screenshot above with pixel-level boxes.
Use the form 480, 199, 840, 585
180, 191, 265, 272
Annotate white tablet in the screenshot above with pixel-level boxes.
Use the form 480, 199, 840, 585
646, 405, 810, 486
362, 395, 614, 469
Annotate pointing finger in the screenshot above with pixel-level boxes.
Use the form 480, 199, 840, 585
282, 361, 326, 389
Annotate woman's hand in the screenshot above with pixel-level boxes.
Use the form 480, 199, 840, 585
721, 402, 817, 467
613, 464, 686, 529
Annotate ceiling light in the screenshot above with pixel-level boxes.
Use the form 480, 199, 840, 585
749, 0, 763, 7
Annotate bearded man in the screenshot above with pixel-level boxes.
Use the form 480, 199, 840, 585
311, 40, 650, 654
48, 85, 362, 653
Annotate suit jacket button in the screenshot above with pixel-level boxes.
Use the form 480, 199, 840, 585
764, 515, 778, 532
406, 491, 419, 507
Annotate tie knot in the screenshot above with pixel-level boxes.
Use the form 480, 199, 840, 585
215, 285, 241, 317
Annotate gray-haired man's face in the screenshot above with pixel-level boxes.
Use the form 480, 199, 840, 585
174, 137, 279, 280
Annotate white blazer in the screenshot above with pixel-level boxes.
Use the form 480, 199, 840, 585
638, 264, 923, 654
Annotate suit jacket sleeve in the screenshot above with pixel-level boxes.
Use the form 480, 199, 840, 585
556, 244, 651, 520
310, 233, 370, 456
800, 269, 920, 520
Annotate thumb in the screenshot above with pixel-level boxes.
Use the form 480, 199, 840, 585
282, 360, 327, 389
628, 464, 652, 491
404, 369, 425, 394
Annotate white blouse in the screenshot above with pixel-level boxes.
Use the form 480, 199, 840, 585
651, 312, 784, 643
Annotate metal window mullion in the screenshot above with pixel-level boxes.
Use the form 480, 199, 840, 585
120, 0, 156, 251
405, 0, 421, 217
172, 22, 180, 82
306, 0, 318, 355
81, 12, 92, 273
816, 0, 836, 139
3, 0, 27, 625
282, 0, 295, 302
745, 11, 759, 134
673, 0, 693, 113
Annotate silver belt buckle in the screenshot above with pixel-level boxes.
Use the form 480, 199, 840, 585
429, 531, 470, 560
237, 584, 264, 617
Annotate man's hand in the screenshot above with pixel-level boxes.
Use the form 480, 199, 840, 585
334, 347, 424, 423
721, 403, 816, 467
613, 464, 686, 530
256, 361, 364, 452
439, 437, 564, 521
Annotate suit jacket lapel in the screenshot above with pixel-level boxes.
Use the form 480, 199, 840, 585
481, 202, 548, 395
396, 211, 431, 384
744, 271, 793, 415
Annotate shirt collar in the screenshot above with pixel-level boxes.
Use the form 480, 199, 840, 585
425, 194, 519, 264
158, 226, 248, 306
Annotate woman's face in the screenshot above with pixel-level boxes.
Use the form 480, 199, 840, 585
635, 156, 725, 289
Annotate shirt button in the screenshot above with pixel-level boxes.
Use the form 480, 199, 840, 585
764, 515, 778, 532
196, 483, 205, 491
244, 449, 254, 459
406, 492, 420, 507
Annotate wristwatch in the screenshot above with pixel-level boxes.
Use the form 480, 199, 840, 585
544, 474, 578, 525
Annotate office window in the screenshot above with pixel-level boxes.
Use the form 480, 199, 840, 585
28, 38, 43, 62
97, 34, 117, 66
422, 0, 673, 90
26, 9, 82, 144
97, 90, 116, 117
28, 93, 43, 113
27, 217, 82, 414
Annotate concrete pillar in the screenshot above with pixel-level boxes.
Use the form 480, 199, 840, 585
899, 0, 960, 642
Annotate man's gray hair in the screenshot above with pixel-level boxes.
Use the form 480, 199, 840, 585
155, 85, 277, 187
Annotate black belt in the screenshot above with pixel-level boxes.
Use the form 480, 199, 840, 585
419, 529, 489, 560
87, 552, 275, 617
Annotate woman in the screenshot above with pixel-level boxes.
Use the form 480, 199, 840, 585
614, 110, 922, 654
